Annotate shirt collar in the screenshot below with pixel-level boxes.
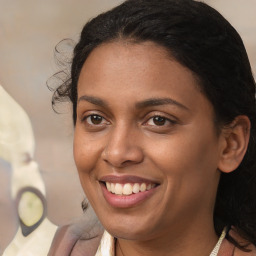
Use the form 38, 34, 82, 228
95, 230, 115, 256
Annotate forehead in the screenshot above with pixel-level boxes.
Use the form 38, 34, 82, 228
80, 40, 173, 78
78, 41, 197, 91
77, 41, 212, 116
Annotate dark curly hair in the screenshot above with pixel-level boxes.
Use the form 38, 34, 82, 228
50, 0, 256, 250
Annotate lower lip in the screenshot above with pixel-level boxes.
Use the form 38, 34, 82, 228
100, 183, 158, 208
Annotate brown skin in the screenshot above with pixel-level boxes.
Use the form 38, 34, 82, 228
73, 41, 250, 256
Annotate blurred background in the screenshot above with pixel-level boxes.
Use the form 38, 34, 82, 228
0, 0, 255, 254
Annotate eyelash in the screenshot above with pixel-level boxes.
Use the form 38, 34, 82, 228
144, 115, 176, 127
82, 113, 176, 128
82, 114, 110, 126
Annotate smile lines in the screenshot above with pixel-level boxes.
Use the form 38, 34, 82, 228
105, 182, 157, 196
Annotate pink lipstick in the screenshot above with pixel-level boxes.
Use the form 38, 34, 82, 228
99, 175, 159, 208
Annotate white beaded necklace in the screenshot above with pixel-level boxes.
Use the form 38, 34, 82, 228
209, 227, 227, 256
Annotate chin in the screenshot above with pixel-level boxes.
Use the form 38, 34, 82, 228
100, 214, 157, 241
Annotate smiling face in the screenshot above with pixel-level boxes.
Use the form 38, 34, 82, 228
73, 41, 223, 241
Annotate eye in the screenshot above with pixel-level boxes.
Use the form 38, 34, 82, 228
146, 115, 175, 126
85, 114, 109, 125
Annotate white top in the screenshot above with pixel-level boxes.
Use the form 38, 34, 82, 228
95, 228, 227, 256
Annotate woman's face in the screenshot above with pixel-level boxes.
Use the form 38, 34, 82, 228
74, 41, 223, 240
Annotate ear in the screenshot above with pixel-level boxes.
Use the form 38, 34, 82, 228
218, 115, 251, 173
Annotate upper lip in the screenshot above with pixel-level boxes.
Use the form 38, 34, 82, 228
99, 175, 159, 184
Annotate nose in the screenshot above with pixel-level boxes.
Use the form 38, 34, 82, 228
101, 125, 144, 168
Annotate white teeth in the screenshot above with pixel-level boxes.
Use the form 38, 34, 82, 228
132, 183, 140, 194
105, 182, 156, 195
123, 184, 133, 195
146, 184, 152, 190
140, 183, 146, 192
111, 183, 115, 193
115, 183, 123, 195
106, 182, 111, 191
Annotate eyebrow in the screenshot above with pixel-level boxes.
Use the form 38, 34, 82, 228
78, 95, 189, 111
135, 98, 189, 110
78, 95, 109, 108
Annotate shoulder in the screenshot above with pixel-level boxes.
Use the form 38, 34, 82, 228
48, 220, 103, 256
218, 228, 256, 256
70, 234, 102, 256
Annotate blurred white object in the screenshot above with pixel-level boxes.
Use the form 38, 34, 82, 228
3, 219, 57, 256
0, 85, 34, 167
0, 159, 17, 255
0, 85, 57, 256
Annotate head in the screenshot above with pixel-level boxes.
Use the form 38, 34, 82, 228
52, 0, 256, 246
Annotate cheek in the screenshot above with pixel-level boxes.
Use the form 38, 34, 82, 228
73, 129, 102, 178
73, 131, 103, 205
147, 127, 219, 182
149, 131, 219, 215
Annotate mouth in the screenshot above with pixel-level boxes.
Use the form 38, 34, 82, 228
102, 181, 157, 196
99, 175, 160, 208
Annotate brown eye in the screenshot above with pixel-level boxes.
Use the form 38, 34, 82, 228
145, 115, 176, 128
152, 116, 167, 126
87, 115, 104, 125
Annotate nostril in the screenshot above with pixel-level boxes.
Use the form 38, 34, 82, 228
102, 151, 144, 168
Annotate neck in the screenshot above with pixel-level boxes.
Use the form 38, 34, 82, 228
115, 219, 218, 256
